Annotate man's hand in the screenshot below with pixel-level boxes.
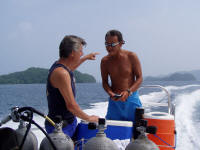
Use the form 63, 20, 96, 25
88, 115, 99, 123
73, 52, 100, 71
85, 52, 100, 60
120, 90, 129, 102
109, 92, 120, 101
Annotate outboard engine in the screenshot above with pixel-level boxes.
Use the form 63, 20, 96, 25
40, 116, 74, 150
83, 118, 118, 150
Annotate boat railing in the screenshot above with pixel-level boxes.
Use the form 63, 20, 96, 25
138, 85, 175, 115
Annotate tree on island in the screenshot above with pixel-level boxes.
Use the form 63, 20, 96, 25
145, 72, 197, 81
0, 67, 96, 84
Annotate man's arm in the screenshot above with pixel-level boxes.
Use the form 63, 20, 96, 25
129, 52, 143, 92
100, 58, 115, 97
71, 52, 99, 71
119, 52, 143, 102
50, 68, 98, 122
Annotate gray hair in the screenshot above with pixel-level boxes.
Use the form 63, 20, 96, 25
59, 35, 86, 58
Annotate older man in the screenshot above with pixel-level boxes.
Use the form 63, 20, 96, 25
45, 35, 99, 138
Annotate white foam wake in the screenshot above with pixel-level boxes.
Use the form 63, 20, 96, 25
165, 84, 200, 91
83, 101, 108, 119
175, 89, 200, 150
140, 84, 200, 104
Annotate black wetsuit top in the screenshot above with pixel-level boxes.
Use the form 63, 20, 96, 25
46, 62, 76, 123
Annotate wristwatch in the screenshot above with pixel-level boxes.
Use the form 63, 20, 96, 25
127, 89, 132, 96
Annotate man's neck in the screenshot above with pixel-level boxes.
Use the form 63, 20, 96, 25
109, 49, 123, 59
57, 58, 74, 71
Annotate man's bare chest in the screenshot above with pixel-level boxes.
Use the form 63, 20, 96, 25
107, 60, 133, 76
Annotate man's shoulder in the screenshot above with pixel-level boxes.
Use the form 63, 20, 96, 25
101, 55, 110, 62
52, 67, 70, 78
101, 55, 113, 68
123, 49, 137, 57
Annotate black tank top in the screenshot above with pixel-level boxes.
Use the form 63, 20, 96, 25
46, 62, 76, 123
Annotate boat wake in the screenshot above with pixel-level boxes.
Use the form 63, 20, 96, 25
175, 89, 200, 150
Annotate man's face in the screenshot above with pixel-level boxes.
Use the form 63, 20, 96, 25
105, 36, 121, 55
72, 45, 83, 62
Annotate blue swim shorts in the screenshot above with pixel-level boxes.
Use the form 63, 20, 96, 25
106, 91, 142, 122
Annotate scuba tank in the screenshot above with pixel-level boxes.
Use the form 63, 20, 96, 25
1, 106, 75, 150
0, 127, 19, 150
15, 120, 38, 150
125, 125, 159, 150
40, 116, 74, 150
83, 118, 118, 150
1, 124, 38, 150
0, 106, 38, 150
126, 107, 159, 150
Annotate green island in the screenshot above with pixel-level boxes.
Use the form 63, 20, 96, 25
0, 67, 96, 84
144, 72, 197, 81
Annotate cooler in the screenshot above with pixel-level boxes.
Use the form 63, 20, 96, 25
76, 119, 133, 141
144, 112, 176, 150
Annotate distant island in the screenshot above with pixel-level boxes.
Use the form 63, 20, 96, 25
0, 67, 96, 84
145, 72, 197, 81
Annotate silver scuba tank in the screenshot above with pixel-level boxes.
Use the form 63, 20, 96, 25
83, 118, 118, 150
125, 107, 159, 150
40, 117, 74, 150
15, 120, 38, 150
125, 126, 159, 150
0, 107, 38, 150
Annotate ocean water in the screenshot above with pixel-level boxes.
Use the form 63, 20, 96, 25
0, 81, 200, 150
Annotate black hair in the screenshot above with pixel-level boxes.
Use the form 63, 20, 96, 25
105, 29, 124, 43
59, 35, 86, 58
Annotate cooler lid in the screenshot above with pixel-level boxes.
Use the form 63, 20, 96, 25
144, 112, 174, 120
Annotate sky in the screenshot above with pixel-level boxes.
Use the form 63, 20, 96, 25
1, 0, 200, 81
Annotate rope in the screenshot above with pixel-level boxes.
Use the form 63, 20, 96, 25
153, 134, 176, 149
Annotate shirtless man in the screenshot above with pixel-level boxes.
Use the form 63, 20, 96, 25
101, 30, 143, 121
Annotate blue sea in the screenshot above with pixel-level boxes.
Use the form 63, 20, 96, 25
0, 81, 200, 150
